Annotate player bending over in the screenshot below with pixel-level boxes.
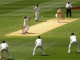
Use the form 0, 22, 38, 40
68, 33, 80, 53
0, 41, 11, 59
33, 36, 45, 56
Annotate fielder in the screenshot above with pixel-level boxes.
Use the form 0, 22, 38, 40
22, 16, 31, 34
55, 8, 64, 23
68, 33, 80, 53
33, 36, 45, 56
33, 4, 41, 22
0, 41, 11, 59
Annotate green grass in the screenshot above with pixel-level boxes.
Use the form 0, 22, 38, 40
0, 0, 80, 60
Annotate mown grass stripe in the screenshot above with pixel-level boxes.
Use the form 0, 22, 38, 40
0, 0, 53, 15
0, 0, 22, 5
1, 0, 79, 16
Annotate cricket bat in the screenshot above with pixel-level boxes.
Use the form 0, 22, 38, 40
41, 15, 44, 19
40, 13, 44, 19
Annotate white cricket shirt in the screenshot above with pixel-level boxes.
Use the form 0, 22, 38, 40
34, 7, 40, 13
57, 9, 62, 14
23, 19, 28, 26
70, 35, 77, 41
36, 39, 42, 45
1, 43, 9, 49
66, 3, 72, 8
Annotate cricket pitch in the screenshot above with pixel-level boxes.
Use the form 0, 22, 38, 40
5, 18, 78, 36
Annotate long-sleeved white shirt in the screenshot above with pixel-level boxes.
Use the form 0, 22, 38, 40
57, 9, 62, 14
0, 43, 9, 49
23, 19, 28, 26
34, 7, 40, 13
70, 35, 77, 42
35, 39, 42, 45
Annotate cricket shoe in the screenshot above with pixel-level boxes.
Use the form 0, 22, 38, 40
67, 52, 70, 53
22, 32, 26, 34
58, 21, 60, 23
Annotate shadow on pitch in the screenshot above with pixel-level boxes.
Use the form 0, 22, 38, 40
59, 22, 69, 23
28, 33, 37, 34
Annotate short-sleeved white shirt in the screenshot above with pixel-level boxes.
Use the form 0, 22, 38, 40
66, 3, 72, 9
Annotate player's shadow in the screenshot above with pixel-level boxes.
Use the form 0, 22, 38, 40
4, 59, 14, 60
38, 21, 47, 22
76, 52, 80, 54
68, 52, 80, 54
28, 33, 37, 34
59, 22, 69, 23
41, 54, 50, 56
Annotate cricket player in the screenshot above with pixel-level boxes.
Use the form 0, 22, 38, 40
68, 33, 80, 53
0, 41, 11, 59
55, 8, 64, 23
33, 4, 41, 22
22, 16, 31, 34
33, 36, 45, 56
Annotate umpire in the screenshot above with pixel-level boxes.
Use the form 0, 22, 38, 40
66, 1, 72, 18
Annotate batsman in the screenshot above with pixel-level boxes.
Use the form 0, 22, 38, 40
22, 16, 31, 34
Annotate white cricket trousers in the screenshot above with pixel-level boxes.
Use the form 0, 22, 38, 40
24, 25, 29, 33
0, 49, 11, 59
68, 41, 80, 53
55, 14, 61, 18
33, 45, 45, 55
35, 12, 39, 21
